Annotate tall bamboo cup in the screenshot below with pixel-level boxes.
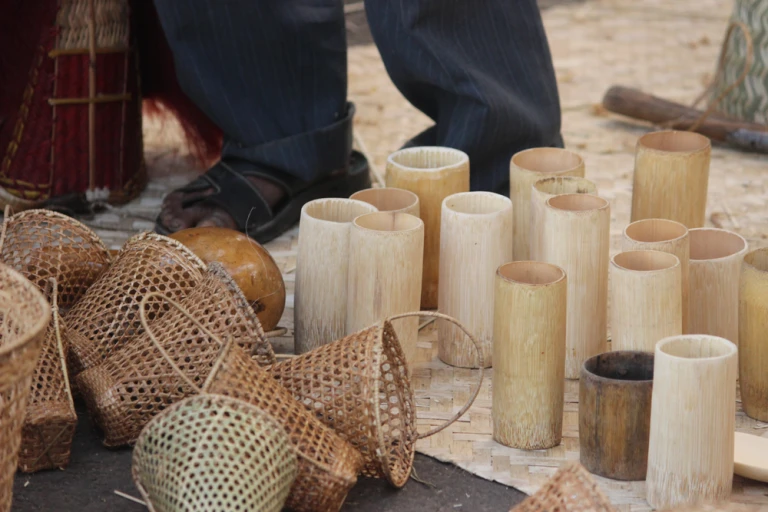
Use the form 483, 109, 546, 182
630, 130, 711, 228
646, 335, 737, 509
294, 198, 377, 354
530, 176, 597, 261
386, 147, 470, 309
346, 212, 424, 367
739, 248, 768, 421
610, 250, 682, 352
350, 187, 420, 216
622, 218, 690, 333
540, 194, 610, 379
510, 148, 585, 261
688, 228, 748, 345
492, 261, 566, 450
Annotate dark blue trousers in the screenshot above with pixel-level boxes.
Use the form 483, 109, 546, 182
152, 0, 562, 193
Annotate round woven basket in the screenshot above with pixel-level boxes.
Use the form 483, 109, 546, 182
132, 394, 297, 512
510, 463, 615, 512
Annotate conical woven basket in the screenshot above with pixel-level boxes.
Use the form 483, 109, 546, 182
270, 311, 484, 487
0, 208, 111, 309
0, 264, 52, 512
510, 463, 615, 512
75, 263, 275, 446
132, 394, 297, 512
65, 231, 207, 376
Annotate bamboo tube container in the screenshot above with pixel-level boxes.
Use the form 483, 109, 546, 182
346, 211, 424, 367
739, 248, 768, 421
540, 194, 609, 379
437, 192, 513, 368
510, 148, 585, 261
530, 176, 597, 261
646, 334, 737, 509
688, 228, 748, 345
386, 147, 470, 309
622, 218, 690, 333
492, 261, 566, 450
630, 130, 711, 228
610, 250, 682, 352
350, 187, 420, 216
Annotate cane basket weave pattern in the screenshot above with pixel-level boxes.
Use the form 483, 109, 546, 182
510, 463, 615, 512
132, 395, 297, 512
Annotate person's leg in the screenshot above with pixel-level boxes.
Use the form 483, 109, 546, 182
365, 0, 562, 194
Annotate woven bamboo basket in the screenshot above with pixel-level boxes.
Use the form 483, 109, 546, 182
271, 311, 484, 488
0, 264, 52, 512
133, 394, 297, 512
65, 231, 207, 376
509, 463, 615, 512
0, 208, 111, 309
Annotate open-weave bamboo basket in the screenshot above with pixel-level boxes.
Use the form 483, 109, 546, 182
65, 231, 207, 376
132, 394, 297, 512
0, 264, 52, 512
0, 208, 111, 309
271, 311, 484, 487
510, 463, 615, 512
76, 263, 275, 446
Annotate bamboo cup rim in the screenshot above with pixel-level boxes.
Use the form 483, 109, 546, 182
533, 176, 596, 195
353, 211, 424, 233
637, 130, 711, 154
689, 228, 747, 261
443, 192, 511, 216
546, 193, 608, 212
510, 147, 583, 174
611, 250, 680, 272
581, 351, 654, 384
496, 261, 565, 286
349, 188, 419, 213
623, 218, 688, 243
656, 334, 737, 362
743, 248, 768, 272
302, 198, 377, 224
387, 146, 469, 172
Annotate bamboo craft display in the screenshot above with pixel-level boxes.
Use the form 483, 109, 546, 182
646, 335, 737, 509
294, 199, 378, 354
688, 228, 748, 344
622, 218, 690, 333
739, 248, 768, 421
346, 212, 424, 367
510, 148, 585, 261
630, 130, 711, 228
438, 192, 513, 368
385, 147, 470, 309
350, 187, 420, 216
492, 262, 566, 450
609, 250, 682, 352
539, 194, 610, 379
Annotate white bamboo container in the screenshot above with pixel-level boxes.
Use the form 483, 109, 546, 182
510, 148, 585, 261
622, 218, 690, 333
688, 228, 748, 345
739, 248, 768, 421
539, 194, 609, 379
294, 198, 378, 353
610, 250, 682, 352
646, 334, 737, 509
492, 261, 566, 450
346, 211, 424, 367
630, 130, 711, 228
386, 147, 470, 309
350, 187, 420, 216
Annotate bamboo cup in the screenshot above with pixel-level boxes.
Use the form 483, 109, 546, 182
610, 250, 682, 352
540, 194, 610, 379
346, 211, 424, 367
530, 176, 597, 261
630, 130, 711, 228
350, 187, 420, 216
646, 335, 737, 509
492, 261, 566, 450
386, 147, 470, 309
510, 148, 585, 261
294, 198, 377, 354
622, 218, 690, 333
688, 228, 748, 345
739, 248, 768, 421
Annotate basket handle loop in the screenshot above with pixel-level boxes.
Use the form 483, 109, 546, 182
386, 311, 484, 440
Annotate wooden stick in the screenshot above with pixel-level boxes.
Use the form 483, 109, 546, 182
350, 187, 420, 216
87, 0, 97, 192
48, 93, 132, 106
739, 248, 768, 421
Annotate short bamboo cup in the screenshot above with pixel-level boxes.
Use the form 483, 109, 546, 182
350, 187, 420, 216
646, 334, 737, 509
622, 218, 690, 333
492, 261, 566, 450
539, 194, 610, 379
437, 192, 513, 368
510, 148, 585, 261
346, 211, 425, 367
294, 198, 378, 353
630, 130, 711, 228
610, 250, 682, 352
688, 228, 748, 345
530, 176, 597, 261
386, 147, 470, 309
739, 248, 768, 421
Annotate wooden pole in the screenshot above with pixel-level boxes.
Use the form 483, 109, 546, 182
350, 187, 420, 216
739, 248, 768, 421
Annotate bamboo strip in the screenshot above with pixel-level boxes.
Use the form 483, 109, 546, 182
739, 248, 768, 421
350, 187, 420, 216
